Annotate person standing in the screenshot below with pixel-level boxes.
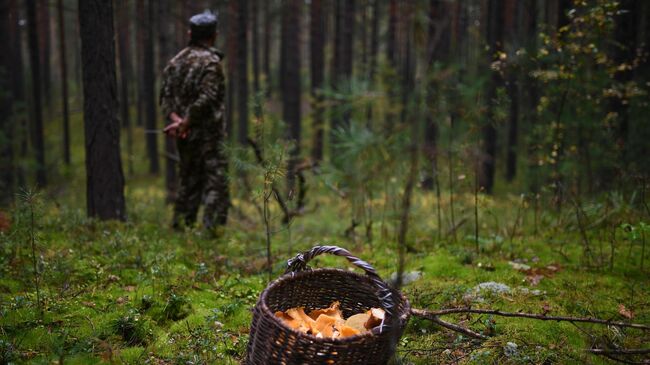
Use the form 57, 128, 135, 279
160, 10, 230, 232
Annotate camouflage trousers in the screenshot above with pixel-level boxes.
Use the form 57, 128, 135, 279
173, 136, 230, 230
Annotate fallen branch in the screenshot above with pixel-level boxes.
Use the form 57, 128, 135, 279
411, 308, 650, 331
589, 351, 649, 365
588, 348, 650, 356
425, 314, 488, 340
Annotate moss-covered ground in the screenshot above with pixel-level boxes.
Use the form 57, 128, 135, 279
1, 112, 648, 364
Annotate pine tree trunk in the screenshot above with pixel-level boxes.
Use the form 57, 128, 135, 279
0, 0, 14, 206
157, 0, 178, 200
135, 0, 145, 126
176, 1, 188, 49
611, 0, 637, 167
9, 0, 27, 187
479, 0, 504, 194
310, 0, 325, 162
237, 0, 249, 144
282, 0, 302, 187
26, 0, 47, 186
525, 0, 540, 193
226, 0, 237, 139
422, 0, 450, 191
116, 0, 133, 175
504, 0, 518, 182
262, 0, 271, 91
251, 0, 260, 93
369, 0, 379, 82
144, 0, 159, 174
78, 0, 126, 220
386, 0, 397, 69
57, 0, 70, 165
38, 0, 51, 107
365, 0, 379, 128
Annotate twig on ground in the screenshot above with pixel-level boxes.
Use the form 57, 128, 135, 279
588, 348, 650, 356
411, 308, 650, 331
425, 314, 488, 340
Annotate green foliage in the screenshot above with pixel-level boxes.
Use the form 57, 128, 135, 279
528, 0, 648, 191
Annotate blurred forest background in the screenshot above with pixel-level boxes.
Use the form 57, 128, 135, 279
1, 0, 649, 364
1, 0, 648, 210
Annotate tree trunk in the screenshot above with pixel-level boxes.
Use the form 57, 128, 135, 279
237, 0, 249, 144
504, 0, 519, 182
386, 0, 397, 69
0, 0, 14, 206
26, 0, 47, 186
331, 0, 355, 149
157, 0, 177, 200
38, 0, 51, 107
340, 0, 355, 90
9, 0, 27, 188
422, 0, 451, 190
310, 0, 325, 162
176, 1, 188, 49
262, 0, 271, 91
116, 0, 133, 175
252, 0, 260, 93
144, 0, 159, 174
479, 0, 504, 194
57, 0, 70, 165
78, 0, 126, 220
369, 0, 379, 83
525, 0, 540, 193
135, 0, 145, 126
282, 0, 302, 187
611, 0, 638, 167
226, 0, 237, 139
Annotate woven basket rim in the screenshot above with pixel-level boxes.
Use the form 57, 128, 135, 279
258, 268, 410, 343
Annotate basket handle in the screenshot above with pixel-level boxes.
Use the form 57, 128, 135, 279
285, 245, 395, 333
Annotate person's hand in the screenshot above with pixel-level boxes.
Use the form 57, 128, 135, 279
164, 113, 189, 139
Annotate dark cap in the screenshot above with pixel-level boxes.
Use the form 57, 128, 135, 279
189, 10, 218, 38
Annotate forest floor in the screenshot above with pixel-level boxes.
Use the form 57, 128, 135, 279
1, 112, 649, 364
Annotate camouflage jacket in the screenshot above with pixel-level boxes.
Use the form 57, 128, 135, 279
160, 45, 226, 141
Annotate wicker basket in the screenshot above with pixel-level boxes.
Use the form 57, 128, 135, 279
245, 245, 411, 365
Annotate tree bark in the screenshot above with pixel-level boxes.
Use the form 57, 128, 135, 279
504, 0, 519, 182
422, 0, 451, 190
226, 0, 237, 139
262, 0, 271, 91
57, 0, 70, 165
611, 0, 638, 167
144, 0, 159, 174
478, 0, 504, 194
9, 0, 27, 188
386, 0, 397, 69
135, 0, 145, 126
525, 0, 540, 193
310, 0, 325, 162
332, 0, 354, 138
78, 0, 126, 220
369, 0, 379, 83
282, 0, 302, 187
116, 0, 133, 175
26, 0, 47, 186
237, 0, 249, 145
252, 0, 260, 93
37, 0, 51, 107
157, 0, 177, 200
0, 0, 14, 206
